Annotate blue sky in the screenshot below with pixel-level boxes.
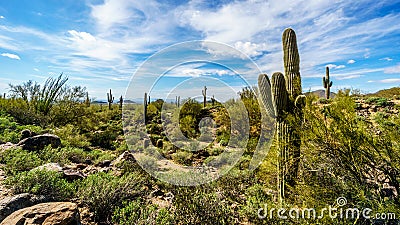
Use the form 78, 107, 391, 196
1, 0, 400, 101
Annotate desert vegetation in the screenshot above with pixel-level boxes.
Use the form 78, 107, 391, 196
0, 29, 399, 224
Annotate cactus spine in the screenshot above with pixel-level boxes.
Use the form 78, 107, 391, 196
119, 95, 123, 109
323, 66, 333, 99
258, 28, 305, 203
107, 89, 114, 110
202, 86, 207, 107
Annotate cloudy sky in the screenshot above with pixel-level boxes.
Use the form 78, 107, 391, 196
0, 0, 400, 100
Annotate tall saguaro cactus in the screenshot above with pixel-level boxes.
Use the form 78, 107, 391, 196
107, 89, 114, 110
202, 86, 207, 107
323, 66, 333, 99
258, 28, 305, 203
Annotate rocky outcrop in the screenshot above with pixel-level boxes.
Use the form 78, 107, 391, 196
0, 193, 47, 222
17, 134, 61, 151
0, 202, 80, 225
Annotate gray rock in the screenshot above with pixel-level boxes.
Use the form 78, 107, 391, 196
0, 193, 47, 222
0, 202, 80, 225
17, 134, 61, 151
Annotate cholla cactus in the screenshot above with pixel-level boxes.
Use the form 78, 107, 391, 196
323, 66, 333, 99
258, 28, 305, 202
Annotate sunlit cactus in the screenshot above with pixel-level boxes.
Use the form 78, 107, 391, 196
323, 66, 333, 99
107, 89, 114, 110
202, 86, 207, 107
258, 28, 305, 203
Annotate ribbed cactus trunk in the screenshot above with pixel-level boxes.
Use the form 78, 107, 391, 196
258, 28, 305, 203
323, 66, 333, 99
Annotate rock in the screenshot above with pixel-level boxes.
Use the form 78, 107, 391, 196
0, 193, 47, 222
95, 160, 111, 168
0, 143, 17, 152
17, 134, 61, 151
111, 151, 136, 166
0, 202, 80, 225
32, 163, 63, 173
63, 169, 86, 181
20, 129, 32, 140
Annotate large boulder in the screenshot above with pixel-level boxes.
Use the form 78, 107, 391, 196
0, 202, 80, 225
17, 134, 61, 151
0, 193, 47, 222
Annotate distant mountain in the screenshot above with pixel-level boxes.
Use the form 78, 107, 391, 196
304, 89, 336, 98
368, 87, 400, 98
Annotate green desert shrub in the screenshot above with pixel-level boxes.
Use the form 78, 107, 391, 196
5, 169, 75, 201
171, 151, 193, 166
173, 187, 235, 224
76, 171, 148, 222
0, 148, 43, 175
53, 124, 90, 149
112, 199, 173, 225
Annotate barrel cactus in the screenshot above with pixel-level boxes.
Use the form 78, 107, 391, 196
258, 28, 305, 202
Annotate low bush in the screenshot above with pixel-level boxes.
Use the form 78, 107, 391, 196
112, 199, 173, 225
5, 169, 75, 201
0, 148, 43, 175
76, 172, 148, 222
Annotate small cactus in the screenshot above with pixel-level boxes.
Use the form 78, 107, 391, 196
107, 89, 114, 110
211, 95, 216, 106
144, 92, 148, 121
323, 66, 333, 99
119, 95, 123, 109
202, 86, 207, 107
176, 96, 180, 107
258, 28, 305, 203
85, 92, 90, 107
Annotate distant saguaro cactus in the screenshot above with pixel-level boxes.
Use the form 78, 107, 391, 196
211, 95, 216, 106
323, 66, 333, 99
144, 92, 148, 121
119, 95, 123, 109
107, 89, 114, 110
258, 28, 305, 203
85, 92, 90, 107
202, 86, 207, 107
176, 96, 180, 107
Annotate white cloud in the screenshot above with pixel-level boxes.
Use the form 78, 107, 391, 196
347, 59, 356, 64
0, 16, 4, 19
234, 41, 267, 57
384, 64, 400, 74
380, 57, 393, 61
335, 75, 362, 80
1, 53, 20, 60
325, 64, 345, 69
34, 68, 39, 72
369, 78, 400, 83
